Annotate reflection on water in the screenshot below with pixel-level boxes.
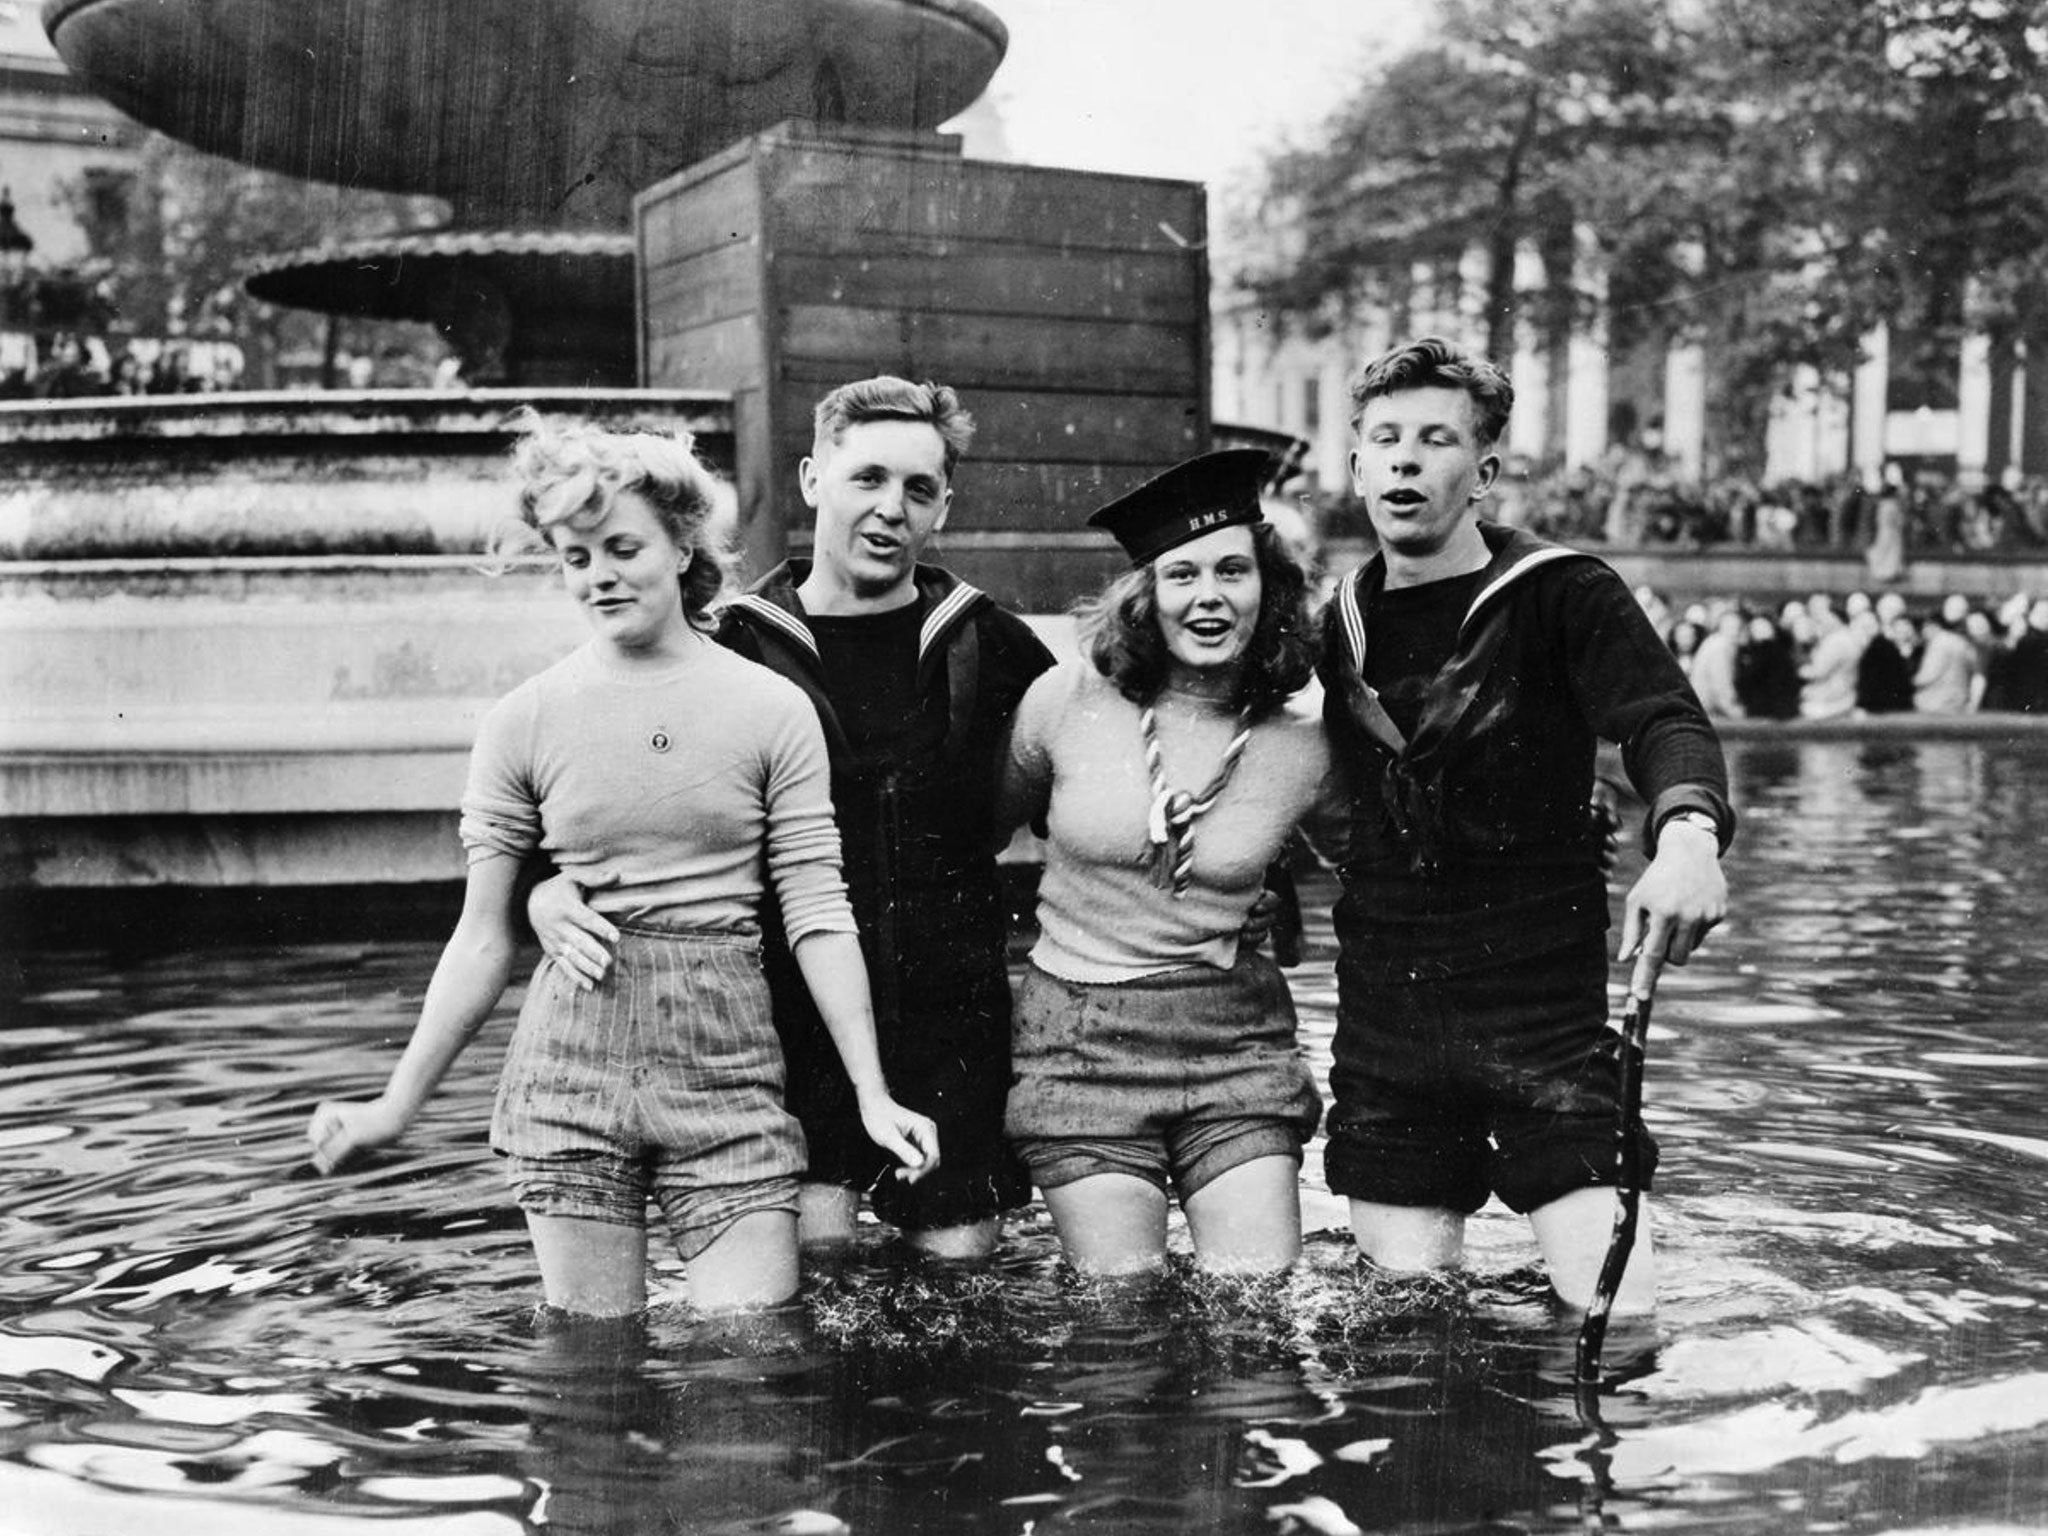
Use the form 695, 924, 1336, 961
4, 738, 2048, 1533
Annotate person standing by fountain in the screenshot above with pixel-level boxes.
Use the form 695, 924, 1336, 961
531, 378, 1055, 1264
1319, 336, 1732, 1312
305, 416, 936, 1315
995, 450, 1337, 1277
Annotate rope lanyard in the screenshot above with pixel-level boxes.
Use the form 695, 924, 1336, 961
1138, 701, 1255, 897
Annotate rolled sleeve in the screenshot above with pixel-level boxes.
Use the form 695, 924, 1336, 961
458, 689, 543, 862
759, 700, 858, 943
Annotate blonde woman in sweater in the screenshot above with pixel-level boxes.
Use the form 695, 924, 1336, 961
307, 417, 934, 1316
998, 450, 1341, 1278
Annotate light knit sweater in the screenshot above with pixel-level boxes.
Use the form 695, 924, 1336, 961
1000, 660, 1343, 984
460, 638, 856, 942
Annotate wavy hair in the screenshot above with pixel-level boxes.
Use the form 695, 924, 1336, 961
811, 376, 975, 477
1079, 521, 1317, 714
1347, 335, 1515, 448
493, 409, 734, 631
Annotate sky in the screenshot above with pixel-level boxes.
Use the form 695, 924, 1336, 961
0, 2, 50, 57
1, 0, 1429, 196
0, 0, 1430, 225
961, 0, 1433, 193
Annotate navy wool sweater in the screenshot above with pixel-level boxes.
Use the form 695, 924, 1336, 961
1318, 525, 1732, 980
719, 560, 1055, 1018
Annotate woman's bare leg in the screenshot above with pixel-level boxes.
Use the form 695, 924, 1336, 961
685, 1210, 801, 1311
527, 1214, 648, 1317
1043, 1174, 1170, 1276
1184, 1155, 1302, 1274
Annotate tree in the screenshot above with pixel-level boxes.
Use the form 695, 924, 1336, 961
1232, 0, 2048, 474
1237, 0, 1716, 360
64, 133, 451, 389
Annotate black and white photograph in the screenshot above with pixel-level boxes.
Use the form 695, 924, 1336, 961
2, 0, 2046, 1531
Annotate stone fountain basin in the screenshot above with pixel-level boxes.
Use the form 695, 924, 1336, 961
43, 0, 1007, 224
0, 390, 734, 887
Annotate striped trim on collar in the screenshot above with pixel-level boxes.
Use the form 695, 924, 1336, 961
727, 593, 818, 658
1335, 545, 1583, 671
1336, 566, 1371, 673
919, 581, 984, 662
729, 581, 987, 664
1466, 546, 1580, 622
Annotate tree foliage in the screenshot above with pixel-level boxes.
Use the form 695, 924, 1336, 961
1232, 0, 2048, 467
65, 133, 451, 388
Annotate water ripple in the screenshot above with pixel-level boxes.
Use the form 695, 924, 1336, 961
0, 738, 2044, 1533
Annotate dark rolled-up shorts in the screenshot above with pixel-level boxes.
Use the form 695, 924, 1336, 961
1007, 949, 1323, 1200
493, 926, 803, 1259
1323, 931, 1658, 1216
785, 967, 1032, 1233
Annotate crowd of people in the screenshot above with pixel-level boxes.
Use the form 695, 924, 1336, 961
306, 339, 1730, 1326
0, 330, 252, 398
0, 328, 469, 398
1644, 586, 2048, 719
1488, 455, 2048, 559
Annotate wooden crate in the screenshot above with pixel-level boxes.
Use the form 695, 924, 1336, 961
635, 123, 1209, 610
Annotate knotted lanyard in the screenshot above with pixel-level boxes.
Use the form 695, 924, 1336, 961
1138, 701, 1255, 897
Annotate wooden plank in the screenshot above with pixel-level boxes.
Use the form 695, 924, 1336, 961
638, 154, 764, 389
941, 459, 1186, 529
641, 240, 764, 334
971, 392, 1206, 466
761, 144, 1205, 255
637, 134, 1214, 548
751, 164, 797, 538
749, 442, 1176, 536
777, 305, 1202, 395
772, 367, 1204, 464
954, 542, 1131, 614
644, 312, 766, 394
637, 160, 763, 270
769, 247, 1200, 325
731, 388, 786, 577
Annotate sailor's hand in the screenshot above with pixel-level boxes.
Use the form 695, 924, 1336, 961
1618, 818, 1726, 993
529, 871, 618, 991
306, 1097, 406, 1175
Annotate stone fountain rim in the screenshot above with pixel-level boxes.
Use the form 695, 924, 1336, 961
247, 230, 637, 274
241, 229, 635, 321
0, 387, 735, 444
42, 0, 1012, 54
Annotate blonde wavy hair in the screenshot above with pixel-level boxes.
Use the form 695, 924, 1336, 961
494, 408, 734, 632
